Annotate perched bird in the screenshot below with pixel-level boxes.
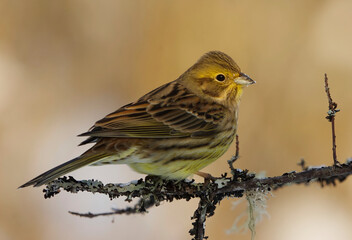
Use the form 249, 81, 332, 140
19, 51, 255, 188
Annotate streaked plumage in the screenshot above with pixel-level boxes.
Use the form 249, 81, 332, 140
19, 51, 255, 188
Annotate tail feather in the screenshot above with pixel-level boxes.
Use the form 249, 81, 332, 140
19, 154, 109, 188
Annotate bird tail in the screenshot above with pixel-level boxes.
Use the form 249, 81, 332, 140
19, 153, 110, 188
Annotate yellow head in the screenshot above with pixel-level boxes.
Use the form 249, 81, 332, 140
179, 51, 255, 108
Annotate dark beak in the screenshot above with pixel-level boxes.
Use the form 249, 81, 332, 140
234, 72, 255, 85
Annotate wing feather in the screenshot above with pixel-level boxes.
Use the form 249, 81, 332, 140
79, 81, 226, 144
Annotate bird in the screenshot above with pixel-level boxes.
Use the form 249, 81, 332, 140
19, 51, 255, 188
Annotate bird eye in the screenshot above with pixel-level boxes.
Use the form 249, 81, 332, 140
215, 74, 225, 81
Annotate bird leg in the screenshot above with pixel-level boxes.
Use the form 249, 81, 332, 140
196, 171, 216, 184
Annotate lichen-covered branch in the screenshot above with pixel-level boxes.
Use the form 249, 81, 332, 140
40, 74, 350, 240
44, 161, 352, 201
42, 160, 352, 239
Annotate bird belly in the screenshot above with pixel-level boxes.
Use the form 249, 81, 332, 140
128, 132, 235, 179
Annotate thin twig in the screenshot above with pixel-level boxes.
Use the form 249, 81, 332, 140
69, 208, 137, 218
297, 158, 307, 171
69, 196, 156, 218
228, 134, 240, 174
324, 74, 340, 165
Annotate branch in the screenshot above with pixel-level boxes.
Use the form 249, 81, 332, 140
227, 134, 240, 174
189, 197, 210, 240
324, 73, 340, 165
69, 196, 156, 218
44, 161, 352, 201
42, 159, 352, 238
38, 74, 350, 240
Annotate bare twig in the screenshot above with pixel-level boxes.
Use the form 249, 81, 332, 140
69, 196, 156, 218
228, 134, 240, 174
69, 208, 136, 218
297, 158, 307, 171
324, 74, 340, 165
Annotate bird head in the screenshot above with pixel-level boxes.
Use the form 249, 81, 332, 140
179, 51, 255, 109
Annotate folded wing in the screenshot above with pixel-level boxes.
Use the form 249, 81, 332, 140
79, 81, 225, 145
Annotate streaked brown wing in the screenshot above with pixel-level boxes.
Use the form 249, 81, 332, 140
79, 81, 225, 144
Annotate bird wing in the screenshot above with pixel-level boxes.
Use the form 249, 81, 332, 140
78, 81, 225, 144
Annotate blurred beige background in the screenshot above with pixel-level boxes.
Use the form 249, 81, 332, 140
1, 1, 352, 240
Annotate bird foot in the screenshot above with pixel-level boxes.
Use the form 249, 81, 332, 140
196, 171, 216, 186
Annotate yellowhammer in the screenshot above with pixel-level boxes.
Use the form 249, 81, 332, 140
20, 51, 255, 188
